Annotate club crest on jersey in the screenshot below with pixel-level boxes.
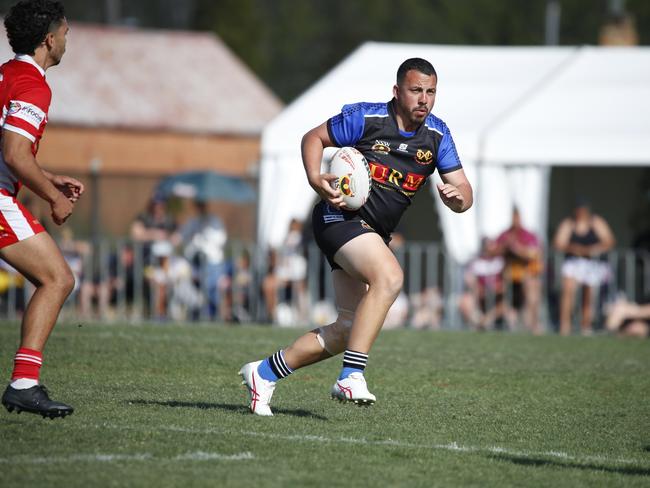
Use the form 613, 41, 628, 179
415, 148, 433, 165
338, 174, 354, 196
8, 101, 21, 115
371, 140, 391, 154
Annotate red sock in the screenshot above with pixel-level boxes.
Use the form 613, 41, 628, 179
11, 348, 43, 381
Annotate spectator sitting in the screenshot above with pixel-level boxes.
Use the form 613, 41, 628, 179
145, 240, 201, 322
410, 287, 443, 330
553, 199, 615, 336
231, 249, 253, 323
179, 200, 227, 320
459, 237, 515, 331
496, 207, 544, 334
130, 196, 178, 262
605, 295, 650, 338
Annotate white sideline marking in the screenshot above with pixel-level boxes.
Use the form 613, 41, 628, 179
175, 451, 254, 461
0, 453, 152, 464
0, 451, 254, 465
93, 423, 648, 467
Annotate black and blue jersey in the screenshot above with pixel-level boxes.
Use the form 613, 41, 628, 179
326, 98, 462, 238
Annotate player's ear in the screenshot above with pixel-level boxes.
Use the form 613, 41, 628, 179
392, 84, 399, 98
44, 31, 55, 50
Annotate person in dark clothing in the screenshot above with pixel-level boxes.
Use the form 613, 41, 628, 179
553, 201, 615, 335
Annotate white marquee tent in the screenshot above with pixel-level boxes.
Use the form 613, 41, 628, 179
258, 42, 650, 263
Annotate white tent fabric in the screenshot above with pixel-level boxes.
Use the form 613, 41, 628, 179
483, 47, 650, 166
258, 42, 649, 263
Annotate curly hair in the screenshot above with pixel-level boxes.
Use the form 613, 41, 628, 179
4, 0, 65, 55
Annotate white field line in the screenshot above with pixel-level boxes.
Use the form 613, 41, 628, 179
0, 451, 254, 465
92, 422, 649, 467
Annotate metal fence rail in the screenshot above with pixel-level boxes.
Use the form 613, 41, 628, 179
0, 240, 647, 334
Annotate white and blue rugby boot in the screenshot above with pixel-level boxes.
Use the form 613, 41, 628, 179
239, 361, 275, 416
331, 372, 376, 406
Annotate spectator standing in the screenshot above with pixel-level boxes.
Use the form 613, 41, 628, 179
496, 208, 544, 334
553, 200, 615, 335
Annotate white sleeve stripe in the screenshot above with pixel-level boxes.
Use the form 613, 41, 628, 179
426, 125, 444, 136
2, 124, 36, 142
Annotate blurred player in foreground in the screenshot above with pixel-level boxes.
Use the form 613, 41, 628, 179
1, 0, 83, 419
240, 58, 472, 415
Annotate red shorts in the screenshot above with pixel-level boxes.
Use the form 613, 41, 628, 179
0, 190, 45, 249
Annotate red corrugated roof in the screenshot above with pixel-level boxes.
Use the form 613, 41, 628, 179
0, 22, 283, 134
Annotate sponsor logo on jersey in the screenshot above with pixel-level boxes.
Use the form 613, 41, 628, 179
371, 140, 391, 154
9, 100, 45, 129
368, 161, 426, 193
397, 143, 409, 152
415, 148, 433, 165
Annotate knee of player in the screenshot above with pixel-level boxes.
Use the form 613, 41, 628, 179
59, 270, 76, 296
49, 266, 76, 296
372, 269, 404, 299
317, 321, 351, 356
336, 308, 355, 328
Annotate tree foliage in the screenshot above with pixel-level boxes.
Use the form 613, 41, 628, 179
0, 0, 648, 101
192, 0, 650, 101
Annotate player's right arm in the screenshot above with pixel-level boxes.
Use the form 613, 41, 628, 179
1, 129, 72, 224
301, 121, 345, 207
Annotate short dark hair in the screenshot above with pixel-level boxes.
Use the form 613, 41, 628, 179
4, 0, 65, 55
396, 58, 437, 84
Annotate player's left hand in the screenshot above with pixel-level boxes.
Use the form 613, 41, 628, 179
51, 175, 85, 203
437, 183, 465, 212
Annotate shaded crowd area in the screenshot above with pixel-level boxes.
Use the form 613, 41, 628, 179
0, 197, 648, 339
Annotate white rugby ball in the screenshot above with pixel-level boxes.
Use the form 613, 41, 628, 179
328, 147, 371, 210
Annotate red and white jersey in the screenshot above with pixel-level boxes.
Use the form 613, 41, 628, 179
0, 55, 51, 195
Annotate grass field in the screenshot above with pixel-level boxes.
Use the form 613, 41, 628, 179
0, 322, 649, 487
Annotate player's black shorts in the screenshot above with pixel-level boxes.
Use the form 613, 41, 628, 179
312, 200, 390, 270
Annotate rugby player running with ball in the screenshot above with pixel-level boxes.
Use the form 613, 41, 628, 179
240, 58, 472, 416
